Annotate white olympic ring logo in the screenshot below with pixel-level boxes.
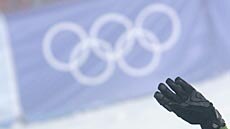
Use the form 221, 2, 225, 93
43, 3, 181, 86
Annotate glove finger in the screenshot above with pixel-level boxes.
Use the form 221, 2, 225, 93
166, 78, 188, 100
175, 77, 195, 94
154, 91, 173, 111
158, 83, 181, 103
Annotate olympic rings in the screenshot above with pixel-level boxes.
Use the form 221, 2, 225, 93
43, 3, 181, 86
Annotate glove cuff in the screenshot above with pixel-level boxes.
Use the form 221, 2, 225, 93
220, 126, 228, 129
201, 109, 225, 129
201, 121, 225, 129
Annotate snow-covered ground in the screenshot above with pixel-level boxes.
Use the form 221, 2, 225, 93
11, 72, 230, 129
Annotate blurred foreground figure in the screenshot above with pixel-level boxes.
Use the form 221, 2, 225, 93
154, 77, 228, 129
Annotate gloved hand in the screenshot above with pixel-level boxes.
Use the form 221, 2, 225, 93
154, 77, 226, 129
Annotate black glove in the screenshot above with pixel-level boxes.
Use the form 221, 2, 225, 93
154, 77, 226, 129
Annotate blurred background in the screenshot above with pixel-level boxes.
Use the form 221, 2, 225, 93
0, 0, 230, 129
0, 0, 67, 12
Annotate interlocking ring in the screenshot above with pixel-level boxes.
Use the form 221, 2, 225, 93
116, 27, 161, 76
90, 13, 133, 61
69, 38, 116, 86
43, 22, 88, 71
136, 3, 181, 52
43, 3, 181, 86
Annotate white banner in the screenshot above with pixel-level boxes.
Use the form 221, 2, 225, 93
0, 13, 21, 126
